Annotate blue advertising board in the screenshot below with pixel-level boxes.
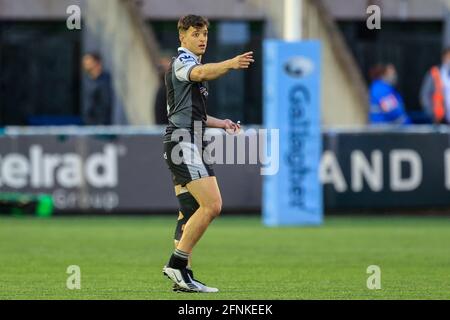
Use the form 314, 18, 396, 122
263, 40, 323, 226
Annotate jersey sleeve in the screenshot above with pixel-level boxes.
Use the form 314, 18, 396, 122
174, 54, 199, 82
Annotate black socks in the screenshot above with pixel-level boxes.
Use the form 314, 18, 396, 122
168, 248, 190, 269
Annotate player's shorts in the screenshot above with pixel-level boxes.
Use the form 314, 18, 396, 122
163, 140, 215, 187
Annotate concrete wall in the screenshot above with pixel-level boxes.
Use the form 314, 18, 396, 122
1, 0, 445, 21
139, 0, 265, 20
304, 0, 368, 126
0, 0, 82, 19
322, 0, 445, 20
84, 0, 160, 125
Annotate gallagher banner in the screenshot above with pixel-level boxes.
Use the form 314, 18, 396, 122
262, 40, 323, 226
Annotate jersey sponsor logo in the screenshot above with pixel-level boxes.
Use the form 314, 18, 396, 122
179, 54, 195, 64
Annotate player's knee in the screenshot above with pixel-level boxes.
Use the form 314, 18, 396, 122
203, 199, 222, 219
211, 199, 223, 218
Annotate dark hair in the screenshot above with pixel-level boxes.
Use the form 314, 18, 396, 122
177, 15, 209, 33
369, 63, 388, 81
85, 52, 102, 63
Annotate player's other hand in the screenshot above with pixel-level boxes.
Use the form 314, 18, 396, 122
229, 52, 254, 70
223, 119, 241, 134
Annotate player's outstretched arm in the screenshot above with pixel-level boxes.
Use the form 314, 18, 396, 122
190, 51, 254, 82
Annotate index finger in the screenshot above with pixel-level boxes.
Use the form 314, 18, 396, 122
241, 51, 254, 57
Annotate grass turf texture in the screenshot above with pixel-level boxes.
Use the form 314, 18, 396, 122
0, 215, 449, 300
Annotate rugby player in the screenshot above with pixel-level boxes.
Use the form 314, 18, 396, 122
162, 14, 254, 293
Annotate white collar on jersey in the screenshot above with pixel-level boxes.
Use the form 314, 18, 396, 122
178, 47, 200, 63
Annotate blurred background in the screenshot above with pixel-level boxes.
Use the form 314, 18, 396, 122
1, 0, 450, 216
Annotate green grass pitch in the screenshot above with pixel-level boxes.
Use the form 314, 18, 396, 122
0, 215, 449, 300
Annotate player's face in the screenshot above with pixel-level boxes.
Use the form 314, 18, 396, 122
82, 56, 98, 77
181, 26, 208, 56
